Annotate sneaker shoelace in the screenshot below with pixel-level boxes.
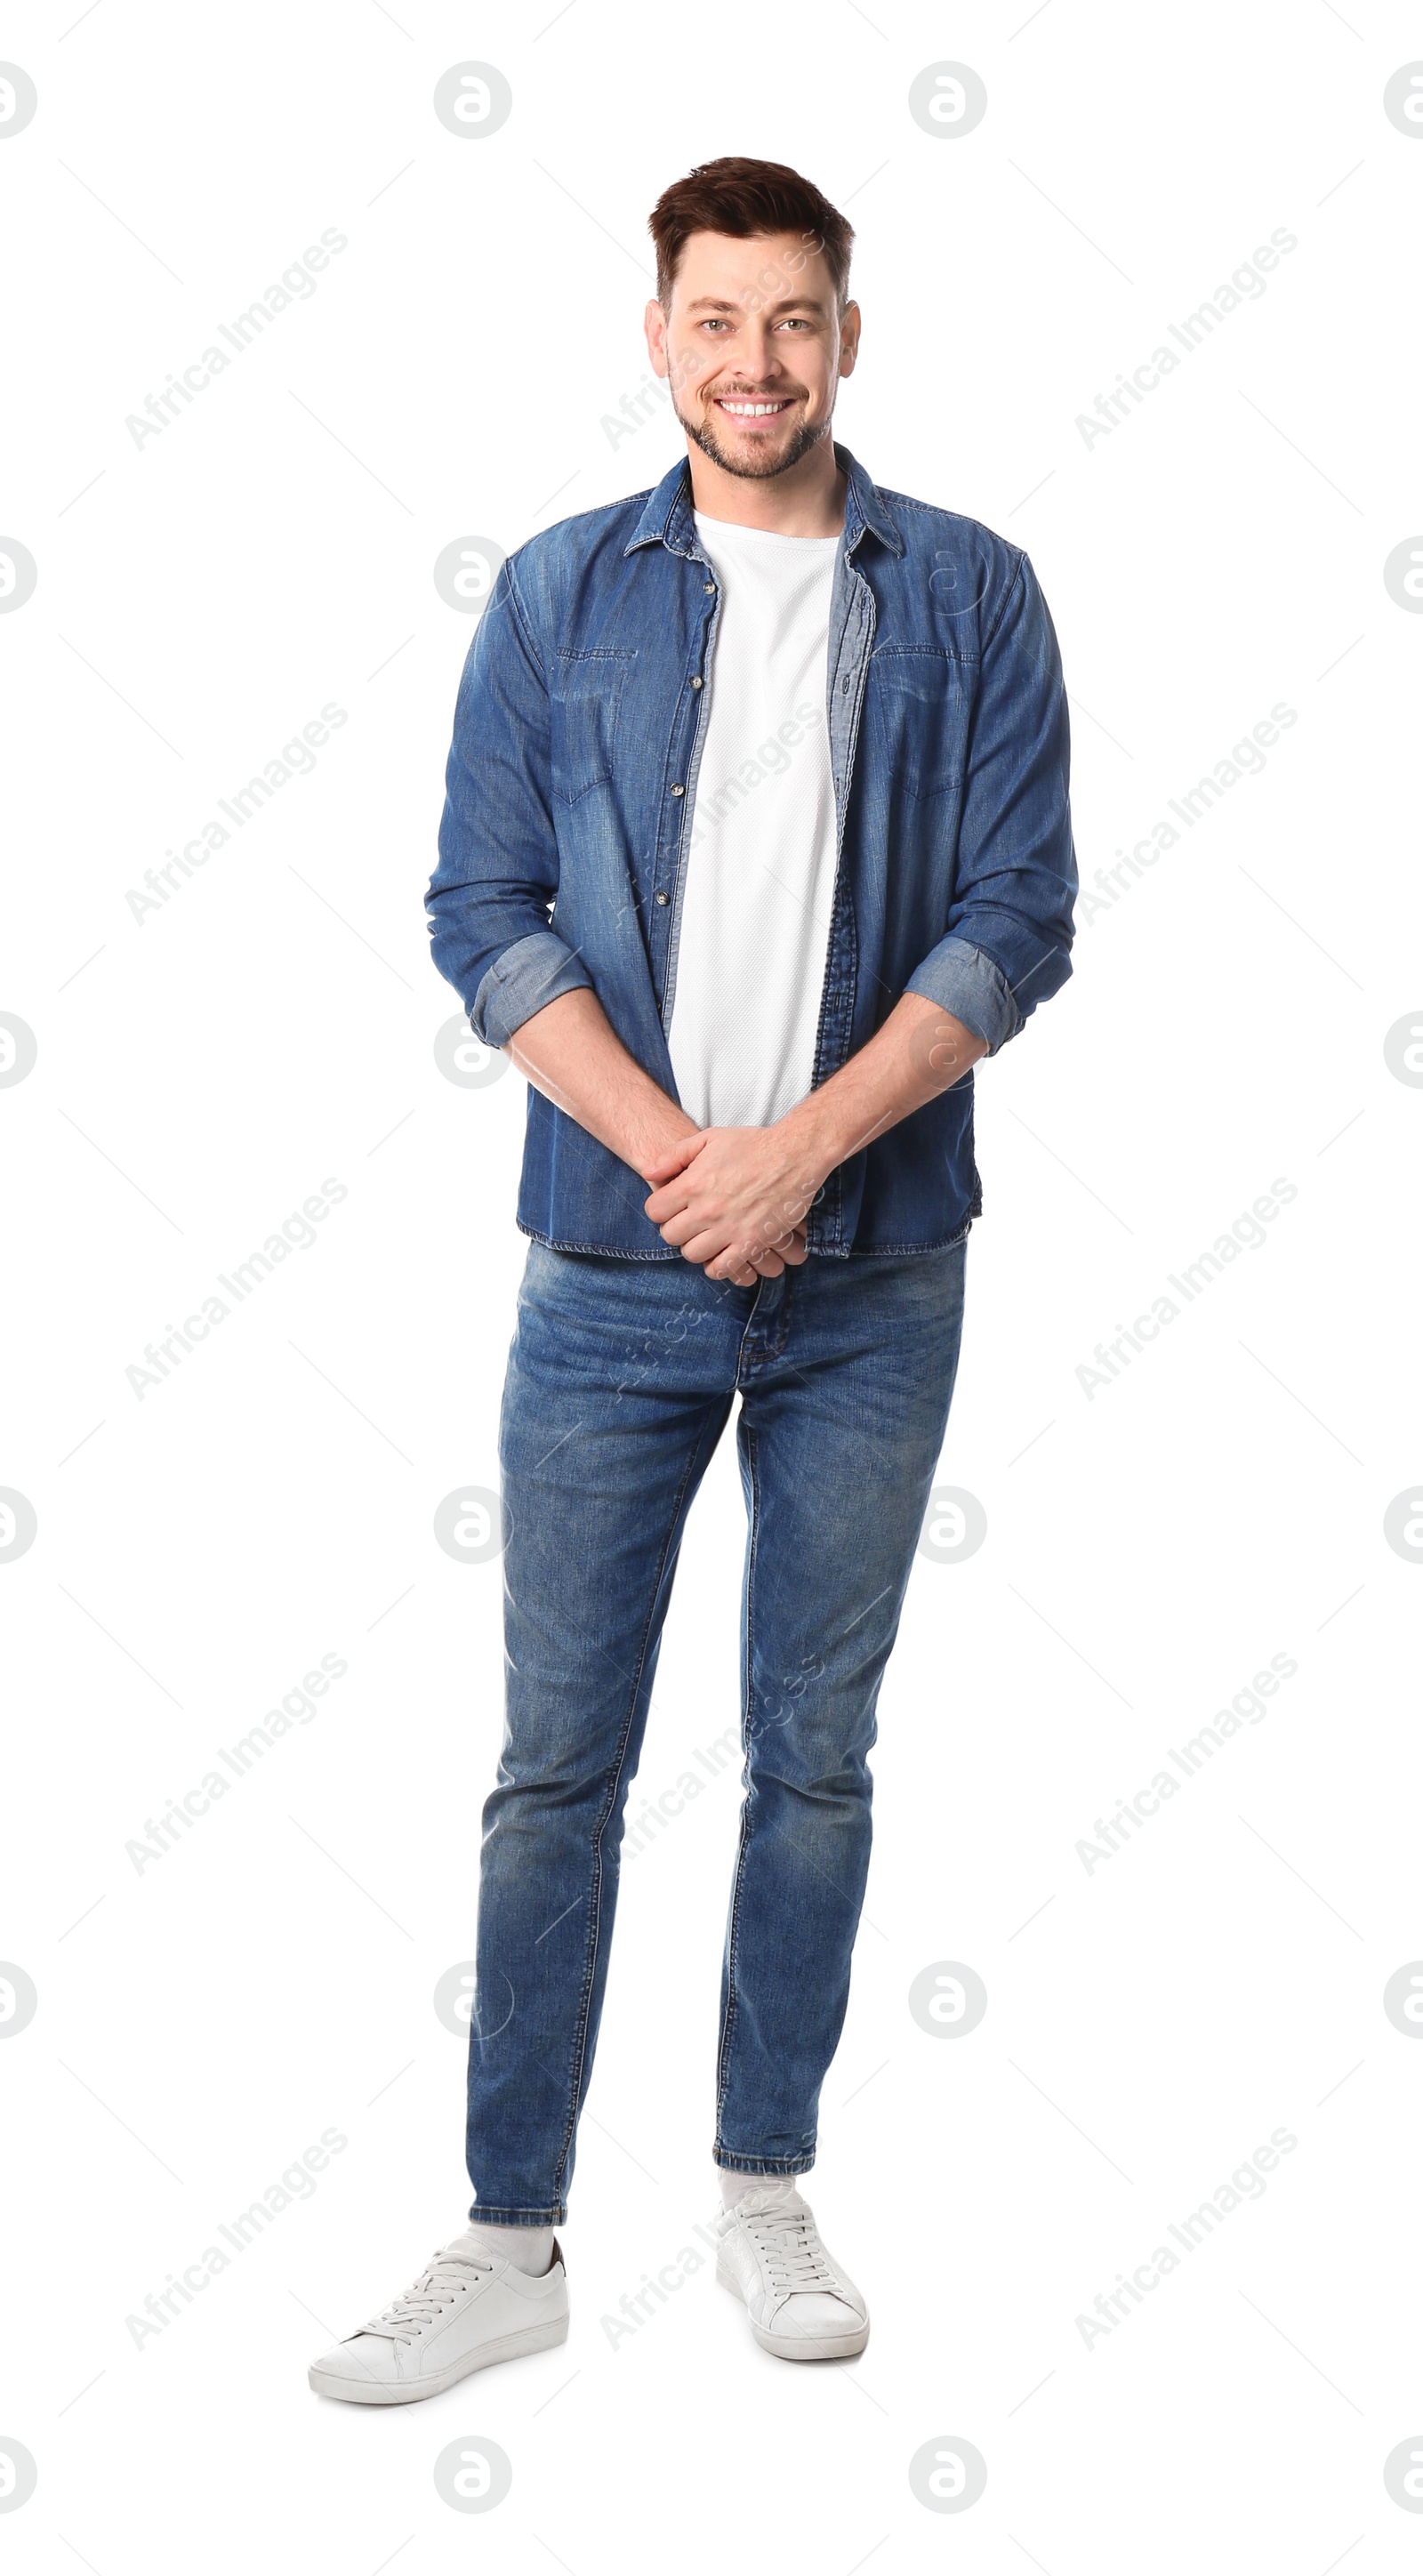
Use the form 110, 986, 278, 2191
361, 2249, 494, 2346
720, 2195, 840, 2297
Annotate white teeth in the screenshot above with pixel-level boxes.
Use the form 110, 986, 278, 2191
720, 399, 789, 416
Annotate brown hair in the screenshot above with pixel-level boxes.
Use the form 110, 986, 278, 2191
647, 156, 855, 312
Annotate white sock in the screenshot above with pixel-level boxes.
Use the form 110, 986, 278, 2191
459, 2218, 556, 2274
718, 2166, 798, 2209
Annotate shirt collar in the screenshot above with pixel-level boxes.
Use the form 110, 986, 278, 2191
623, 442, 904, 559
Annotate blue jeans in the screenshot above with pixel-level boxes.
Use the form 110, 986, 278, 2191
466, 1233, 969, 2224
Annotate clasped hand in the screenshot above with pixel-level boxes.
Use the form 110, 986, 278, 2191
642, 1125, 822, 1287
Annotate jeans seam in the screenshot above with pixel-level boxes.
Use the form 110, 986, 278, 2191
713, 2154, 816, 2177
736, 1273, 794, 1373
715, 1418, 760, 2140
552, 1405, 725, 2201
466, 2202, 564, 2226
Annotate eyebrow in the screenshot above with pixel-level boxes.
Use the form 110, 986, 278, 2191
682, 294, 829, 316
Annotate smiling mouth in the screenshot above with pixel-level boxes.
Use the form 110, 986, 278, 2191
712, 396, 796, 419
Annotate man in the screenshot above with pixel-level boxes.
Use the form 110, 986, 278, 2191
309, 154, 1075, 2405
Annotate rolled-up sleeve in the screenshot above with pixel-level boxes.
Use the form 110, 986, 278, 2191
426, 559, 594, 1047
904, 551, 1077, 1054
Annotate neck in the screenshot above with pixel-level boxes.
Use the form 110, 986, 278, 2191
685, 430, 846, 537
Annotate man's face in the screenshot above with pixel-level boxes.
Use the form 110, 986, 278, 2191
646, 229, 858, 481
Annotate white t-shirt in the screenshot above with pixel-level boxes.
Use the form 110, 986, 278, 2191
666, 512, 841, 1130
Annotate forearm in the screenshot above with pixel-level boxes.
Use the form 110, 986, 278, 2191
782, 993, 987, 1200
642, 993, 986, 1281
503, 986, 699, 1176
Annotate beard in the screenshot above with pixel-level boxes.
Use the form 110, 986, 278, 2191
671, 393, 832, 482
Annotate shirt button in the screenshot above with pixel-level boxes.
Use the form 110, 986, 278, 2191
689, 675, 703, 689
703, 581, 716, 594
655, 890, 670, 906
670, 782, 685, 796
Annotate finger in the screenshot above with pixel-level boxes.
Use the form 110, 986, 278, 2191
658, 1210, 716, 1250
641, 1132, 709, 1187
678, 1225, 738, 1266
748, 1228, 805, 1269
644, 1180, 695, 1222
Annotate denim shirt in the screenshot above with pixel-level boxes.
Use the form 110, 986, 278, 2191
427, 444, 1077, 1258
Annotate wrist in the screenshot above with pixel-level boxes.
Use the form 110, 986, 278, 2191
632, 1099, 701, 1177
776, 1093, 845, 1207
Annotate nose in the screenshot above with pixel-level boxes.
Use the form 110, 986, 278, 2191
734, 317, 783, 377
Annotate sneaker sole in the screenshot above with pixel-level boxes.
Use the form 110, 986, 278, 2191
716, 2258, 870, 2362
308, 2311, 568, 2404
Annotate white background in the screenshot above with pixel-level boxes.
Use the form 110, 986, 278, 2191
4, 0, 1422, 2566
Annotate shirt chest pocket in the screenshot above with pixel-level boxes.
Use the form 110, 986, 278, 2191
869, 646, 968, 801
550, 647, 637, 806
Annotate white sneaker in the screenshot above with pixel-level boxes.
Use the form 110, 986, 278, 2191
308, 2226, 569, 2404
714, 2184, 870, 2361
